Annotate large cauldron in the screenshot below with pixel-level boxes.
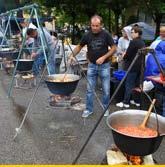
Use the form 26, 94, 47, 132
107, 109, 165, 156
13, 59, 34, 72
45, 74, 80, 96
0, 48, 19, 59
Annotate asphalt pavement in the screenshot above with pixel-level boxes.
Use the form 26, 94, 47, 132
0, 70, 165, 164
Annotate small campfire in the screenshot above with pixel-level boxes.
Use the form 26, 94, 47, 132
106, 145, 155, 165
125, 154, 143, 165
14, 73, 36, 89
49, 94, 81, 107
2, 58, 14, 74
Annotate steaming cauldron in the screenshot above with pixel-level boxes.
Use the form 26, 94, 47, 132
107, 109, 165, 156
45, 74, 80, 96
13, 59, 34, 72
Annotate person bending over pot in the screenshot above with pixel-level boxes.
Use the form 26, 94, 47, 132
27, 28, 56, 76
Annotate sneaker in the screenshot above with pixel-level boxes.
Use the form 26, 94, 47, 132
104, 110, 109, 117
116, 102, 124, 107
123, 103, 130, 108
130, 100, 140, 107
116, 102, 130, 108
82, 110, 93, 118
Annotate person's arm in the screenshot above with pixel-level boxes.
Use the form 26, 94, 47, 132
69, 44, 83, 58
68, 45, 83, 64
117, 38, 123, 54
96, 44, 117, 64
30, 38, 38, 58
123, 40, 135, 60
104, 45, 117, 60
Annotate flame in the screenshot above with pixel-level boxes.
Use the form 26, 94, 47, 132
50, 94, 71, 102
125, 154, 143, 165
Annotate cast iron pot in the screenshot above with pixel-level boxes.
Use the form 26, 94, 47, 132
0, 48, 19, 59
45, 74, 80, 96
107, 109, 165, 156
13, 59, 34, 72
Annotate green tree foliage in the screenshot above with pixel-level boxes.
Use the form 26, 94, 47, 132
137, 0, 165, 36
20, 0, 164, 42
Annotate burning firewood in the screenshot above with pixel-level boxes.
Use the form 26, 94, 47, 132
106, 144, 155, 165
125, 154, 143, 165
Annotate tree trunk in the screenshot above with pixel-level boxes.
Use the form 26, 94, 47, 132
155, 14, 163, 38
114, 11, 120, 36
71, 12, 76, 44
108, 8, 112, 32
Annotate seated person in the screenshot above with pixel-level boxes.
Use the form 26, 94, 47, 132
145, 41, 165, 77
145, 34, 165, 116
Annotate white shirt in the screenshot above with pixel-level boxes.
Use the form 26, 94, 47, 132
117, 37, 130, 54
22, 23, 37, 37
22, 23, 37, 45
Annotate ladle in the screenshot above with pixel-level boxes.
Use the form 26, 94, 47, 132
61, 73, 67, 82
60, 63, 72, 82
140, 98, 156, 129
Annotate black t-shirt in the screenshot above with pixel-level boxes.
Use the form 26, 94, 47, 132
124, 37, 145, 72
80, 29, 114, 64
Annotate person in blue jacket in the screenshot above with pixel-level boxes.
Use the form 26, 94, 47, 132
145, 31, 165, 117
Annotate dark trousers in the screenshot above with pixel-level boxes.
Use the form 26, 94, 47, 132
123, 71, 140, 104
155, 91, 165, 117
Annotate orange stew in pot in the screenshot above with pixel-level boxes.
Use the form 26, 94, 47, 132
116, 126, 157, 138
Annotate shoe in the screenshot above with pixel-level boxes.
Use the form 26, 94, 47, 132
123, 104, 130, 108
116, 102, 130, 108
82, 110, 93, 118
130, 100, 140, 107
116, 102, 124, 107
104, 110, 109, 117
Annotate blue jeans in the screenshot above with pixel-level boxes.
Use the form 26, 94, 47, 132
123, 72, 140, 104
86, 62, 110, 112
32, 53, 45, 76
47, 47, 56, 75
33, 50, 56, 75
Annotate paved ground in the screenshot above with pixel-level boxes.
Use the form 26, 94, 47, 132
0, 69, 165, 164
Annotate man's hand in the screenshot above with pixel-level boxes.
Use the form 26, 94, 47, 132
122, 52, 126, 58
96, 56, 105, 65
67, 45, 82, 65
68, 55, 76, 65
31, 52, 37, 59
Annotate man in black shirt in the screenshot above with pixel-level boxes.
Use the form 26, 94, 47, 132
69, 15, 116, 117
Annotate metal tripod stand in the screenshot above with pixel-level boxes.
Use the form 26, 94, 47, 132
0, 4, 51, 97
